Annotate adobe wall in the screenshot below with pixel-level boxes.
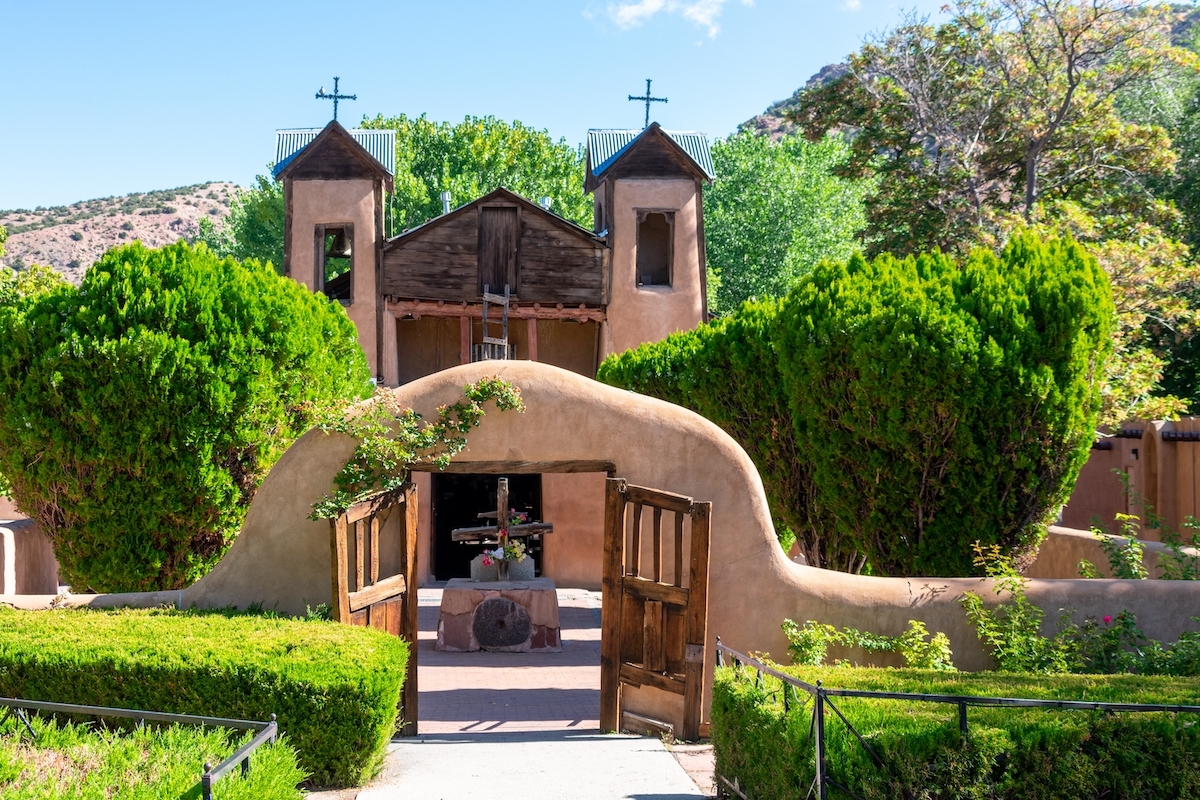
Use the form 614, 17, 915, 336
603, 179, 704, 358
289, 178, 379, 374
1025, 524, 1200, 580
0, 519, 59, 596
1063, 418, 1200, 541
7, 362, 1200, 733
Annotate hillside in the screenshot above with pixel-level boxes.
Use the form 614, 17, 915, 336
0, 183, 239, 284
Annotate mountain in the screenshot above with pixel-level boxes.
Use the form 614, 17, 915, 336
0, 183, 239, 284
741, 64, 849, 140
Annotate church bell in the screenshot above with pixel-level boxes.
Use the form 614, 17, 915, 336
325, 229, 352, 258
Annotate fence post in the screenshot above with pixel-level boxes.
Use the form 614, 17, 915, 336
959, 701, 968, 736
202, 763, 213, 800
815, 681, 828, 800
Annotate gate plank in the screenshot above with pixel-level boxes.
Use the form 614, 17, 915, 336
348, 573, 407, 612
643, 599, 666, 673
331, 517, 350, 623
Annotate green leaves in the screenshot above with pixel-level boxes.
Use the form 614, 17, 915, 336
704, 131, 872, 315
361, 113, 593, 232
310, 377, 525, 520
602, 233, 1112, 577
0, 241, 372, 591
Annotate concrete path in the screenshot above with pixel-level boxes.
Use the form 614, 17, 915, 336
308, 587, 711, 799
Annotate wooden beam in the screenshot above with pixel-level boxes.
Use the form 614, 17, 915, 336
625, 484, 694, 515
388, 298, 606, 323
623, 575, 688, 607
450, 522, 554, 542
527, 317, 538, 362
342, 485, 409, 525
460, 315, 471, 365
619, 662, 686, 696
410, 459, 616, 476
348, 573, 408, 613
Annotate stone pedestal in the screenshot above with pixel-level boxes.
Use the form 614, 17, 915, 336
436, 577, 562, 653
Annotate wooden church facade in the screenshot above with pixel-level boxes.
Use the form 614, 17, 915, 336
275, 118, 714, 586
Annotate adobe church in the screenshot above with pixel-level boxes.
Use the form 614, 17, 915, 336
273, 118, 714, 586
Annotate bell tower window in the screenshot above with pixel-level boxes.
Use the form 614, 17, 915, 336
317, 224, 353, 302
636, 210, 673, 287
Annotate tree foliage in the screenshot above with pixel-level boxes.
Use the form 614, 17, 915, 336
361, 113, 592, 232
600, 234, 1113, 577
0, 242, 372, 591
795, 0, 1192, 256
794, 0, 1199, 423
703, 131, 872, 315
194, 174, 285, 270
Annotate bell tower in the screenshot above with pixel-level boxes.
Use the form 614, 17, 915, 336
585, 123, 713, 357
275, 121, 394, 381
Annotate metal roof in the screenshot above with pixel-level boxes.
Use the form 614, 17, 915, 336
587, 128, 715, 180
272, 128, 396, 177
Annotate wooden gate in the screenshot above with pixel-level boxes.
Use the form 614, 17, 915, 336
600, 478, 712, 741
329, 483, 419, 736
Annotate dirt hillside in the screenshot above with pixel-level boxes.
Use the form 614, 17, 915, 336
1, 182, 239, 284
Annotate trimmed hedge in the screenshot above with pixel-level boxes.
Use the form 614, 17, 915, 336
0, 242, 372, 592
600, 234, 1113, 576
0, 607, 407, 788
713, 665, 1200, 799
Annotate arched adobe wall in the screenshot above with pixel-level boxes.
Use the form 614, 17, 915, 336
10, 362, 1200, 732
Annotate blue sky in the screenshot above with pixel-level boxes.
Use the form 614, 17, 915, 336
0, 0, 942, 210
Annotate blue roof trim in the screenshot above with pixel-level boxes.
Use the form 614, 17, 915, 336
587, 127, 715, 180
272, 128, 396, 177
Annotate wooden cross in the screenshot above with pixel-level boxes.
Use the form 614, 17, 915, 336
316, 76, 357, 122
449, 476, 554, 543
628, 79, 668, 128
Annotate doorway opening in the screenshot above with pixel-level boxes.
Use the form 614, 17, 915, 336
431, 473, 543, 580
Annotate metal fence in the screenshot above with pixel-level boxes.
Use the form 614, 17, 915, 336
0, 696, 278, 800
714, 638, 1200, 800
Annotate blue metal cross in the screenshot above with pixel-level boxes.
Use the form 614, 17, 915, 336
628, 79, 668, 128
316, 77, 356, 122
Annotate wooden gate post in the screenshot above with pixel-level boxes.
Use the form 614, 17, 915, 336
600, 477, 627, 733
399, 482, 419, 736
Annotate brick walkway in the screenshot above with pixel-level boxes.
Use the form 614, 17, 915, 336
417, 586, 602, 733
309, 586, 714, 798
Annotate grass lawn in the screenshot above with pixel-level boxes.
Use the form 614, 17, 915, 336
0, 713, 304, 799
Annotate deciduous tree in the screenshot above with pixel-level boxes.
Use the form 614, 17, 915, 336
704, 131, 872, 315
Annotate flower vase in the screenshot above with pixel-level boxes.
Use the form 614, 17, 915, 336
497, 559, 510, 581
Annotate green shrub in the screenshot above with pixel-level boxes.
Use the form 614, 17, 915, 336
0, 242, 372, 591
712, 664, 1200, 800
600, 234, 1113, 576
0, 607, 406, 788
782, 619, 955, 670
1, 715, 304, 799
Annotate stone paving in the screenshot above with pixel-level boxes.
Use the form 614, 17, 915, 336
309, 586, 714, 799
418, 586, 602, 733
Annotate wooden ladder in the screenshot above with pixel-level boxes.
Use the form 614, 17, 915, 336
473, 283, 513, 361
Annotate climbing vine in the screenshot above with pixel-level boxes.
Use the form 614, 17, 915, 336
310, 377, 525, 520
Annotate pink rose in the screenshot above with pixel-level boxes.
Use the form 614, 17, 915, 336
1103, 615, 1113, 625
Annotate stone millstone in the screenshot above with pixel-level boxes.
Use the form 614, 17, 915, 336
472, 597, 532, 648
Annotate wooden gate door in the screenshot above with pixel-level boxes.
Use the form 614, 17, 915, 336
329, 483, 419, 736
600, 478, 712, 741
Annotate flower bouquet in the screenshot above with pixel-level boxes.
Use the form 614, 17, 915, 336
480, 508, 531, 580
